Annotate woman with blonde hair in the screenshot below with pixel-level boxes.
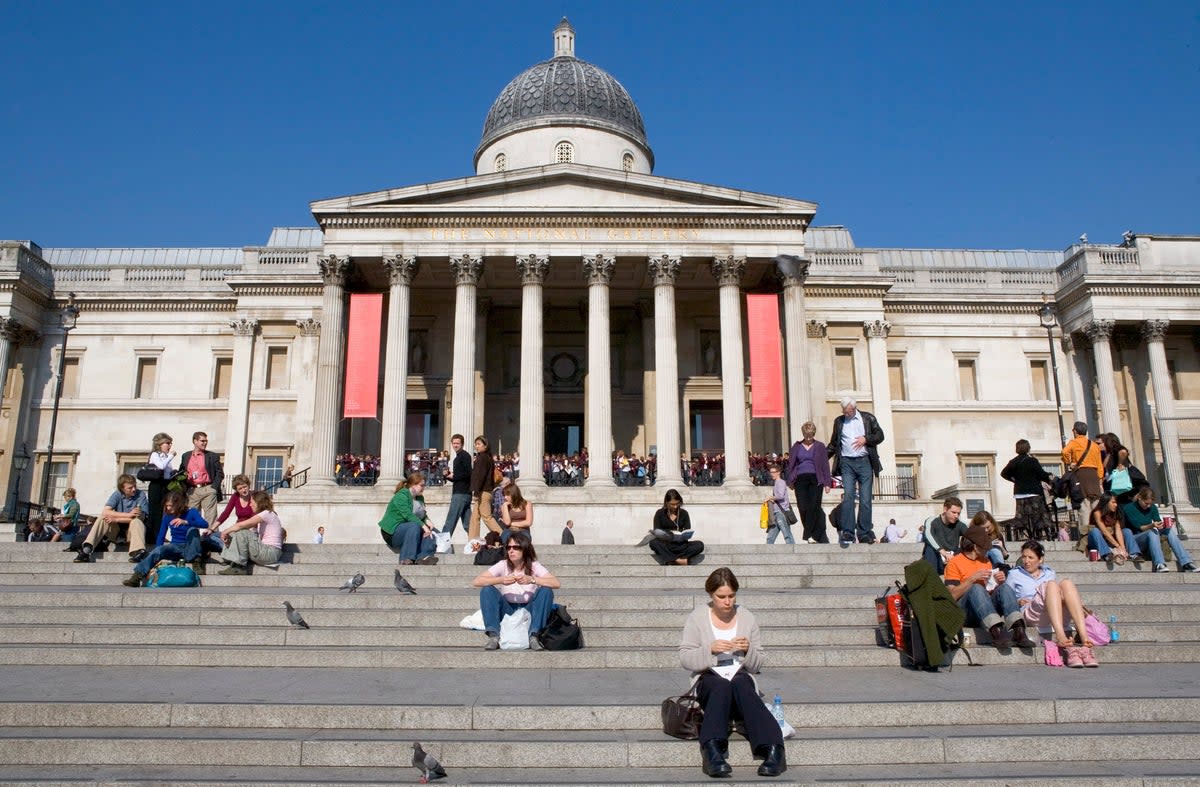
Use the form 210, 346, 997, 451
970, 510, 1008, 568
145, 432, 178, 535
378, 472, 439, 566
784, 421, 833, 543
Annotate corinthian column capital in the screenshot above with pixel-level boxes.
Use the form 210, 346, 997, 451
0, 318, 24, 343
318, 254, 351, 286
449, 254, 484, 285
383, 255, 419, 287
230, 318, 258, 336
647, 254, 680, 286
806, 319, 827, 338
515, 254, 550, 285
582, 254, 615, 285
864, 319, 891, 339
710, 255, 746, 287
1084, 319, 1116, 342
296, 318, 321, 337
1141, 319, 1169, 343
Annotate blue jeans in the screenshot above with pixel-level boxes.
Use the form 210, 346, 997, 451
480, 584, 555, 636
766, 508, 795, 544
1087, 528, 1113, 558
957, 582, 1022, 630
441, 493, 472, 537
135, 529, 205, 577
387, 521, 435, 562
1128, 528, 1192, 567
986, 548, 1006, 568
839, 456, 875, 542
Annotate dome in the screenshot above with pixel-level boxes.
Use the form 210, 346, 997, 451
475, 20, 652, 167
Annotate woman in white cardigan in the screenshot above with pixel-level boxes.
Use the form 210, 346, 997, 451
679, 567, 786, 779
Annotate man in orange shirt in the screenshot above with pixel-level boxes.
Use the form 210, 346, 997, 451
944, 525, 1036, 649
1061, 421, 1103, 533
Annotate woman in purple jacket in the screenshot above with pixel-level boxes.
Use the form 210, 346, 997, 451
784, 421, 834, 543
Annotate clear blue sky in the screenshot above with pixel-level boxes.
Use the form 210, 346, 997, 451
2, 1, 1196, 251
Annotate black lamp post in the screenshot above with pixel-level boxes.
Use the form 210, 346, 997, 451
38, 294, 81, 516
8, 444, 29, 519
1039, 295, 1067, 447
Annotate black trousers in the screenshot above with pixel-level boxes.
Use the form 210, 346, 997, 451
696, 671, 784, 749
649, 539, 704, 564
793, 474, 827, 543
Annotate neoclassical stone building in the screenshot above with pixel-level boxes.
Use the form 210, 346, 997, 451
2, 20, 1197, 542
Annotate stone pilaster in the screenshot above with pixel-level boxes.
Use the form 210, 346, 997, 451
863, 320, 896, 471
515, 254, 550, 487
711, 256, 750, 485
1061, 332, 1091, 432
224, 317, 259, 477
310, 255, 351, 485
1084, 319, 1120, 433
648, 255, 682, 483
0, 319, 24, 413
379, 255, 419, 484
291, 318, 321, 471
1141, 319, 1187, 505
583, 254, 615, 484
781, 260, 811, 441
636, 298, 656, 460
449, 254, 483, 445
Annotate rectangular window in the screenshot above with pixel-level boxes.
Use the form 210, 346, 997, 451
134, 358, 157, 399
212, 357, 233, 399
40, 460, 70, 508
834, 347, 857, 390
1030, 360, 1049, 401
61, 357, 81, 398
254, 455, 285, 491
888, 358, 906, 400
957, 359, 977, 400
896, 463, 917, 499
964, 462, 989, 486
265, 346, 289, 390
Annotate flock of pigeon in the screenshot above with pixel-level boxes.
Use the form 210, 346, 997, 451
280, 570, 442, 781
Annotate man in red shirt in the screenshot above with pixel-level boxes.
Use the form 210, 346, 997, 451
182, 431, 224, 526
944, 525, 1036, 649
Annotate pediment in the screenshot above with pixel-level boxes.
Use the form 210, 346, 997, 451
310, 164, 816, 220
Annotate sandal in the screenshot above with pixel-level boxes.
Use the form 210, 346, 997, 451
1114, 553, 1127, 566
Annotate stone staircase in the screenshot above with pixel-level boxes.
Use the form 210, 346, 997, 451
0, 539, 1197, 785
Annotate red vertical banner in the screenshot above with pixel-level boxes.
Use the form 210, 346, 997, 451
343, 293, 383, 418
746, 293, 785, 418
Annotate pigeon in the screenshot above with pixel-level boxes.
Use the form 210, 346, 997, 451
394, 569, 417, 595
411, 741, 446, 783
282, 601, 309, 629
338, 572, 365, 593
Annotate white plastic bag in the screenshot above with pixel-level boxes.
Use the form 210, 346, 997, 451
459, 609, 485, 630
434, 532, 453, 554
499, 608, 531, 650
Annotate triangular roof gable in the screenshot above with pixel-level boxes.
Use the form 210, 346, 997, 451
310, 163, 816, 217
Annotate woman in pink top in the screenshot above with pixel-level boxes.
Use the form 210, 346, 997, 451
471, 529, 560, 651
217, 491, 284, 575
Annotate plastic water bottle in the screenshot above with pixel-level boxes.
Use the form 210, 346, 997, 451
1109, 615, 1120, 643
772, 694, 785, 728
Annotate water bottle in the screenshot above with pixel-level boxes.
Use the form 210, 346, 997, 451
772, 694, 785, 728
1108, 615, 1120, 643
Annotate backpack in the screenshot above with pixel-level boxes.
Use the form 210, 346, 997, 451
147, 561, 200, 588
538, 604, 584, 650
874, 583, 907, 650
1052, 472, 1084, 507
896, 560, 973, 672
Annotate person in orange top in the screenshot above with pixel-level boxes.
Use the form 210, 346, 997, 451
944, 525, 1037, 649
1061, 421, 1103, 530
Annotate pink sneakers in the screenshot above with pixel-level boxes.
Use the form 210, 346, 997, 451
1079, 646, 1099, 668
1065, 647, 1085, 668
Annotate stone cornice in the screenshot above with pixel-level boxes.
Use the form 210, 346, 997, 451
228, 284, 323, 297
317, 215, 810, 230
882, 302, 1055, 315
805, 285, 891, 299
63, 300, 238, 313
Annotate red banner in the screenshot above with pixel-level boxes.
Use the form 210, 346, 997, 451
343, 294, 382, 418
746, 294, 785, 418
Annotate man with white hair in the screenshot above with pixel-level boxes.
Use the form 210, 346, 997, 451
828, 396, 885, 545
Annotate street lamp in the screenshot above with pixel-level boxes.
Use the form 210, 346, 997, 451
8, 444, 29, 520
1039, 294, 1067, 447
38, 293, 81, 516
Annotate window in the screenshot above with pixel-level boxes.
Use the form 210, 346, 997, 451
964, 462, 989, 486
896, 462, 917, 499
494, 153, 507, 172
888, 357, 906, 400
61, 356, 81, 398
134, 358, 157, 399
265, 346, 289, 390
957, 359, 977, 400
1030, 359, 1049, 400
212, 357, 233, 399
555, 141, 574, 163
834, 347, 857, 390
254, 455, 285, 491
622, 152, 634, 172
38, 459, 71, 507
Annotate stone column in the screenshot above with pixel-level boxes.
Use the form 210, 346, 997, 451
222, 318, 258, 477
1085, 319, 1120, 433
449, 254, 483, 445
583, 254, 615, 485
712, 256, 750, 485
516, 254, 550, 488
1142, 320, 1188, 505
649, 255, 682, 484
807, 319, 828, 430
636, 299, 655, 458
292, 318, 321, 471
0, 319, 23, 413
863, 320, 897, 471
379, 255, 419, 485
1061, 333, 1090, 435
310, 255, 351, 485
781, 261, 811, 443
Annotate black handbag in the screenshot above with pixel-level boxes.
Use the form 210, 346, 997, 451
473, 546, 504, 566
538, 604, 583, 650
661, 687, 703, 740
135, 464, 164, 482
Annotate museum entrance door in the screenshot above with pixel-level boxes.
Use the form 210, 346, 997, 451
546, 413, 584, 457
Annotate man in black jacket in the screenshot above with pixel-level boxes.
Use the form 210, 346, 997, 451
441, 433, 473, 538
180, 431, 224, 526
468, 435, 500, 540
828, 397, 884, 545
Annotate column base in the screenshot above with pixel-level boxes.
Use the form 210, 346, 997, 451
720, 476, 755, 489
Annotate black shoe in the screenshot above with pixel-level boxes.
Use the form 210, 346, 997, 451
191, 558, 206, 576
988, 623, 1013, 648
701, 740, 732, 778
121, 572, 143, 588
73, 547, 92, 563
417, 555, 439, 565
1182, 563, 1196, 573
218, 563, 248, 576
1010, 621, 1037, 649
756, 744, 787, 777
127, 549, 147, 563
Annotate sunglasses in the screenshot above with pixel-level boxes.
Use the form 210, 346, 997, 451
506, 545, 523, 551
